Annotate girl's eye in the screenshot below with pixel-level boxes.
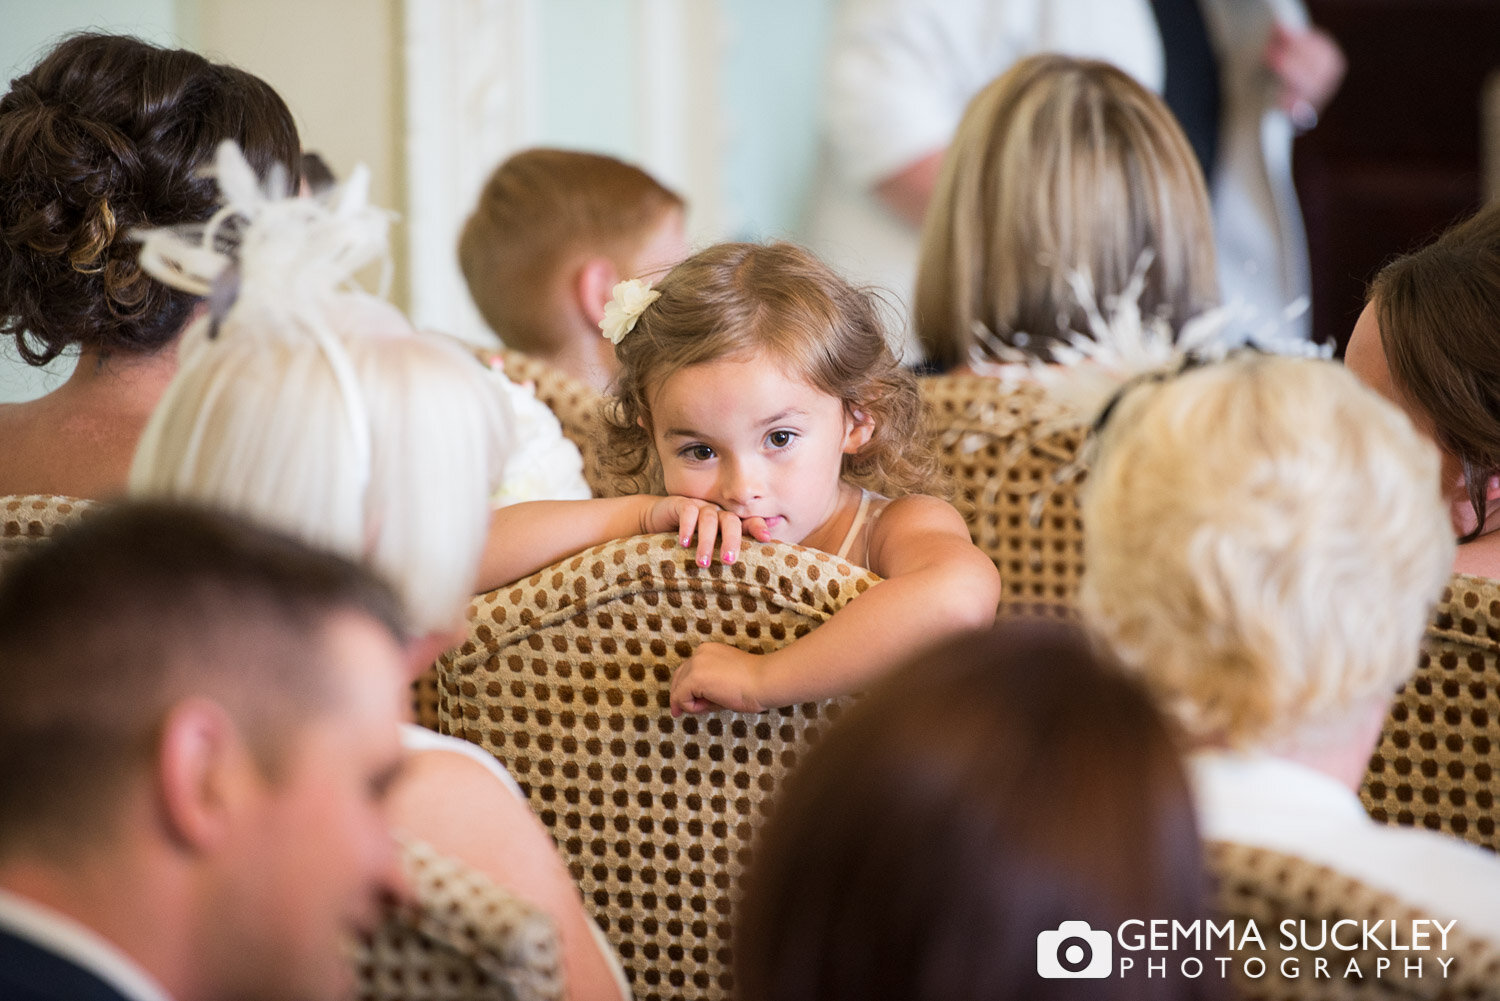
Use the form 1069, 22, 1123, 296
767, 429, 796, 448
680, 444, 716, 462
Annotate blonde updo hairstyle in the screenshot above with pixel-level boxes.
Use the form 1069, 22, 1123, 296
602, 241, 941, 497
1079, 355, 1452, 749
130, 150, 511, 634
915, 54, 1219, 368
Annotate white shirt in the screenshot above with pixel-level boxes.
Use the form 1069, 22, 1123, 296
1191, 751, 1500, 946
0, 887, 175, 1001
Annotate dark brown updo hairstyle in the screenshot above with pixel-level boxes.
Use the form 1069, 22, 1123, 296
1369, 202, 1500, 542
0, 33, 301, 365
602, 241, 942, 496
737, 618, 1217, 1001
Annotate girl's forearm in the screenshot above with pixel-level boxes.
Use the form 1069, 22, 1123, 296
475, 496, 656, 592
753, 560, 1000, 706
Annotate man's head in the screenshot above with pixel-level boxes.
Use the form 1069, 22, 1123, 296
458, 148, 686, 387
0, 501, 411, 1001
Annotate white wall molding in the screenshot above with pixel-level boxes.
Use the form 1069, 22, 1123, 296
403, 0, 540, 342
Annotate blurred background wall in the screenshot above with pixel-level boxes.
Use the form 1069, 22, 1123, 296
0, 0, 831, 401
3, 0, 1498, 402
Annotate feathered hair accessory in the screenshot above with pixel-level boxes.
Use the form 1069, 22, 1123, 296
967, 254, 1329, 436
600, 278, 659, 345
135, 140, 397, 489
945, 255, 1331, 523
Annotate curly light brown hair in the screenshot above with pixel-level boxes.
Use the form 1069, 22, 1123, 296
0, 33, 300, 365
602, 242, 942, 497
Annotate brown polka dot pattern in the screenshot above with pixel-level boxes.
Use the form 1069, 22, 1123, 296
357, 836, 564, 1001
1209, 840, 1500, 998
1362, 573, 1500, 854
492, 347, 632, 499
921, 374, 1086, 620
437, 534, 879, 1001
0, 494, 97, 571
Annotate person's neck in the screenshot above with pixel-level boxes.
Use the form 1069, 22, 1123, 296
1261, 699, 1389, 793
0, 840, 197, 1001
537, 335, 616, 394
57, 343, 180, 414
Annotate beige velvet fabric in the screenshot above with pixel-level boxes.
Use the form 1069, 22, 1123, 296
1209, 841, 1500, 998
0, 494, 96, 570
357, 837, 565, 1001
1363, 574, 1500, 853
438, 534, 879, 1001
920, 373, 1086, 618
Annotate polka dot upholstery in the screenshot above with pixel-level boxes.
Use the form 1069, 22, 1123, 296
0, 494, 96, 570
437, 534, 879, 1001
1363, 573, 1500, 853
920, 374, 1086, 619
1209, 840, 1500, 997
358, 836, 564, 1001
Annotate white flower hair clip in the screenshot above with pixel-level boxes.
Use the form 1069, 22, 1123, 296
600, 278, 660, 345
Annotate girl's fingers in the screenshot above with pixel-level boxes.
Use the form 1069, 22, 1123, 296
695, 504, 719, 567
678, 502, 698, 547
719, 514, 742, 564
742, 516, 772, 543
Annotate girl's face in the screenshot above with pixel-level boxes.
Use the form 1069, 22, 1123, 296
648, 352, 872, 549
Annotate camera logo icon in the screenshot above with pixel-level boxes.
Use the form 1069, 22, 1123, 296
1037, 921, 1113, 978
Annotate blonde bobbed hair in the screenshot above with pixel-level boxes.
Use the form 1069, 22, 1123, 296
915, 54, 1219, 369
131, 300, 510, 635
130, 148, 511, 634
1079, 354, 1453, 749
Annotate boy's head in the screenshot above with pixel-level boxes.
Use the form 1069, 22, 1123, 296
458, 148, 686, 387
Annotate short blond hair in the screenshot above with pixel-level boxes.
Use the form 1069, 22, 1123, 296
1079, 355, 1453, 748
458, 148, 683, 355
915, 55, 1218, 369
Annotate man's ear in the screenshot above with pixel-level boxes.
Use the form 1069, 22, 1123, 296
843, 408, 875, 454
156, 697, 254, 853
576, 256, 620, 328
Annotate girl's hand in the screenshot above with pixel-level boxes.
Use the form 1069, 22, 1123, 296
642, 496, 770, 567
670, 642, 766, 716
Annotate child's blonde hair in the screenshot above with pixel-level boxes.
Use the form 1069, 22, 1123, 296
915, 54, 1219, 368
458, 148, 684, 355
603, 242, 941, 497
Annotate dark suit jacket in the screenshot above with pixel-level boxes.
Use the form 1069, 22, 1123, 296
0, 926, 138, 1001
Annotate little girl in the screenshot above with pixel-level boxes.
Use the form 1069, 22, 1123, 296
482, 242, 1001, 714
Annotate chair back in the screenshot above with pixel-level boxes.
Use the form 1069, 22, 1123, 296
0, 495, 96, 571
1363, 573, 1500, 853
438, 534, 879, 1001
1209, 840, 1500, 998
920, 373, 1086, 618
491, 347, 627, 498
358, 837, 564, 1001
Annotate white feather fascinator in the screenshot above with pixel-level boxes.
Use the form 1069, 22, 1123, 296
130, 141, 515, 632
946, 256, 1332, 526
135, 140, 395, 482
968, 254, 1331, 435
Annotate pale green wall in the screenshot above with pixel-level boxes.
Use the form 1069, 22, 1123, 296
0, 0, 836, 403
721, 0, 832, 239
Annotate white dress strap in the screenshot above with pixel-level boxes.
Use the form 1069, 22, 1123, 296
834, 488, 872, 562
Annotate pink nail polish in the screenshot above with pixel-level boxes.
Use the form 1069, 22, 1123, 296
724, 550, 736, 563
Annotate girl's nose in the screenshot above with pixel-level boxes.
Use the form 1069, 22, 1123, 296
719, 458, 764, 509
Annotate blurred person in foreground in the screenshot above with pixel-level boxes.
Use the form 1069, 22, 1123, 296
0, 502, 410, 1001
